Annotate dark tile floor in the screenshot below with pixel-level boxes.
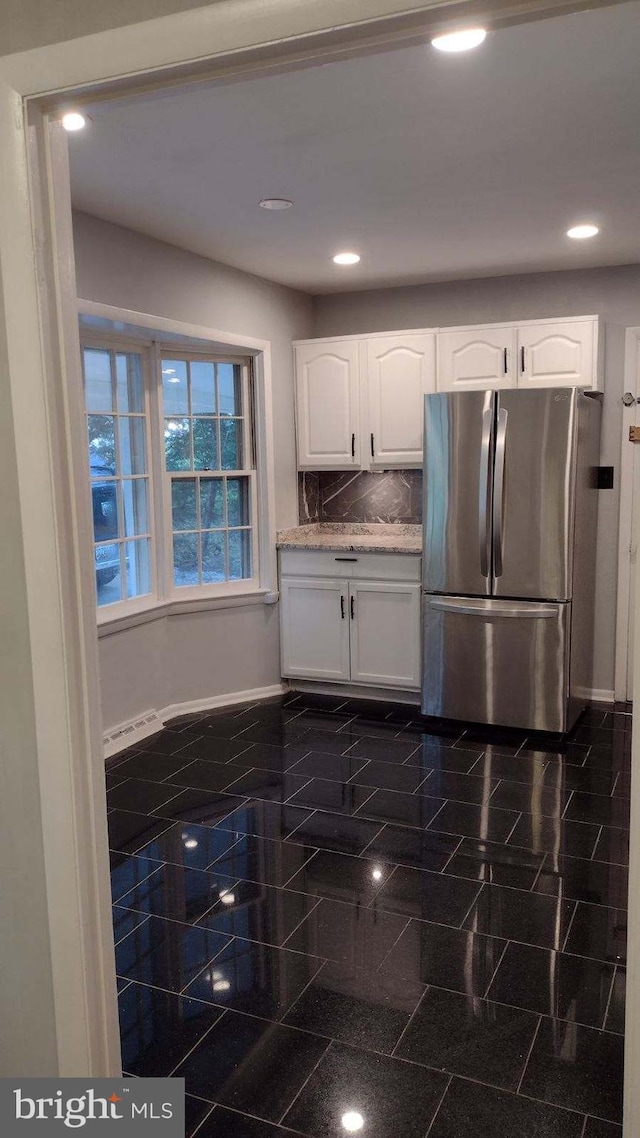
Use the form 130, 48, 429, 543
107, 693, 630, 1137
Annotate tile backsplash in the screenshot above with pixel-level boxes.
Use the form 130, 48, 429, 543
298, 470, 422, 525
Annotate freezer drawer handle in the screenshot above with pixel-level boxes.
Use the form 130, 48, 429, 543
428, 599, 557, 618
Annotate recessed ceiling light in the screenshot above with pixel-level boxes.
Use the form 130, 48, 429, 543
259, 198, 294, 210
431, 28, 487, 52
333, 252, 361, 265
341, 1112, 365, 1132
567, 224, 600, 240
61, 111, 88, 132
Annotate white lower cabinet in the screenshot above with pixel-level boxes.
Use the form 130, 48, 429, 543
280, 578, 350, 681
279, 554, 422, 691
349, 580, 421, 688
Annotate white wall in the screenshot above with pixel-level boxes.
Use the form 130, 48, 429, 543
73, 211, 312, 731
313, 263, 640, 695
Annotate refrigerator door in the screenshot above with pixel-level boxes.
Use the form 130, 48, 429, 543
492, 387, 577, 600
423, 390, 494, 596
422, 595, 570, 733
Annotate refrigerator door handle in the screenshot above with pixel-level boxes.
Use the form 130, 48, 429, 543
428, 598, 558, 619
493, 407, 508, 578
478, 404, 493, 578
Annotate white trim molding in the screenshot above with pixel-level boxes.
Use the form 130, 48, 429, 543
615, 326, 640, 703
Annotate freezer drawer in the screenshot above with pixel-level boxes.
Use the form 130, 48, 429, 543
422, 595, 570, 733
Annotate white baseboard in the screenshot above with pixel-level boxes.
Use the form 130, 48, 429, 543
104, 683, 289, 759
587, 688, 615, 704
103, 709, 162, 759
161, 683, 288, 723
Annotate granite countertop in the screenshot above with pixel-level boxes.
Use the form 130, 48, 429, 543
276, 522, 422, 555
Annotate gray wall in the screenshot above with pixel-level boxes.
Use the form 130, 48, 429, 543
313, 263, 640, 694
73, 211, 313, 731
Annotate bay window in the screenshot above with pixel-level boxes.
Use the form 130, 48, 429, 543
81, 335, 257, 615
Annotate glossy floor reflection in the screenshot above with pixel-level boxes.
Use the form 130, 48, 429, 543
108, 693, 629, 1137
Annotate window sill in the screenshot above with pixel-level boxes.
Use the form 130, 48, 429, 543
97, 587, 278, 638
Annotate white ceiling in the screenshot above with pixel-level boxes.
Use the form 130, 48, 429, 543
69, 1, 640, 294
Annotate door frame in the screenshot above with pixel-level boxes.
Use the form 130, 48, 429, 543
1, 0, 637, 1126
615, 326, 640, 702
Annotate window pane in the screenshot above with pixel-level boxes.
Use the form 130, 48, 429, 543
95, 543, 122, 606
123, 478, 149, 537
202, 532, 226, 583
193, 418, 219, 470
220, 419, 242, 470
227, 477, 250, 527
91, 476, 119, 542
125, 539, 151, 599
228, 530, 252, 580
218, 364, 242, 416
84, 349, 113, 412
165, 419, 191, 470
119, 417, 147, 475
173, 533, 198, 587
191, 360, 216, 414
172, 479, 197, 531
162, 359, 188, 415
88, 415, 116, 474
116, 353, 144, 413
200, 478, 224, 529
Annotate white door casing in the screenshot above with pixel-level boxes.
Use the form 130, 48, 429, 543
615, 328, 640, 702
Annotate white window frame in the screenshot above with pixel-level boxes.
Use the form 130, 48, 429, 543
81, 333, 158, 619
159, 347, 260, 601
79, 301, 278, 631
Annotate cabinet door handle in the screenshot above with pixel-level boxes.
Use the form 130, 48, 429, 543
520, 346, 525, 374
341, 594, 345, 620
503, 347, 508, 375
370, 433, 375, 457
350, 595, 355, 620
351, 433, 355, 458
335, 557, 358, 562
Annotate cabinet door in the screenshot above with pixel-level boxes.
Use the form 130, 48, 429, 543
349, 581, 421, 690
517, 320, 595, 388
367, 333, 436, 467
280, 577, 350, 681
437, 328, 517, 391
295, 341, 361, 468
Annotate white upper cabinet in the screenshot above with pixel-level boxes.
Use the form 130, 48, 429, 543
437, 317, 601, 393
366, 333, 436, 467
294, 318, 602, 470
517, 319, 596, 388
295, 340, 361, 468
436, 327, 517, 391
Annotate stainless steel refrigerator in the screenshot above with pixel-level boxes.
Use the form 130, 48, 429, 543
421, 386, 602, 733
